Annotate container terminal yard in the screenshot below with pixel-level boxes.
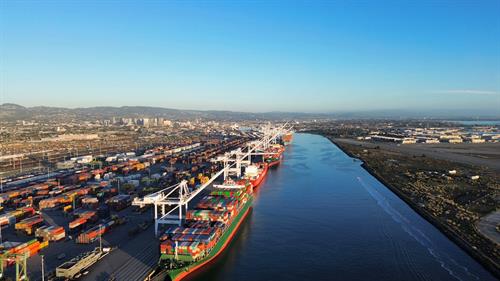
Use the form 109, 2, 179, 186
0, 122, 293, 281
0, 130, 250, 280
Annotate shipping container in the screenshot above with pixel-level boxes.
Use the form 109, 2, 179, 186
15, 215, 43, 235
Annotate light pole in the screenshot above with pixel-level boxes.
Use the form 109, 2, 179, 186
99, 225, 103, 252
41, 254, 45, 281
116, 178, 120, 194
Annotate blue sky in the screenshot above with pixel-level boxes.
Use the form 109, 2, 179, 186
1, 1, 499, 113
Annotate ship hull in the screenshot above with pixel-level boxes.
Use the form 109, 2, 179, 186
167, 196, 253, 281
250, 164, 268, 189
282, 133, 293, 145
267, 159, 280, 167
265, 155, 281, 168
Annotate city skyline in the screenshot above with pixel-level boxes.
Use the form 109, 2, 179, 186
1, 1, 499, 113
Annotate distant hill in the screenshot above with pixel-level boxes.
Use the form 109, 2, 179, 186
0, 103, 322, 122
1, 104, 498, 122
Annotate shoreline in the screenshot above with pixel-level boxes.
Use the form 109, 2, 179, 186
322, 135, 500, 279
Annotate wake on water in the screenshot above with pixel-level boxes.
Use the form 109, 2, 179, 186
356, 176, 480, 281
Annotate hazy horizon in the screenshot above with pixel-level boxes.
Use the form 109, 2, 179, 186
1, 1, 499, 112
3, 102, 500, 118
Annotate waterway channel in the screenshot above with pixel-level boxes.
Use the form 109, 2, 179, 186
188, 133, 496, 281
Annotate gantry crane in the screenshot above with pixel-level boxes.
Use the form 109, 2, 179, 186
132, 124, 292, 235
0, 252, 29, 281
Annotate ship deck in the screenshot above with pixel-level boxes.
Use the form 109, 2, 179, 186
167, 195, 254, 281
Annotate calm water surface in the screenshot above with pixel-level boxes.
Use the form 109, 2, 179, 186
188, 133, 497, 281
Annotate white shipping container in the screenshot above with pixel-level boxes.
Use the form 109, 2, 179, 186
53, 232, 66, 241
105, 156, 117, 162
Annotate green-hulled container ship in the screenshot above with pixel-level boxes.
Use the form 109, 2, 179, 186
157, 178, 254, 281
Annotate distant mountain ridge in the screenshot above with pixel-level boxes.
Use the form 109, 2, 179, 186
0, 103, 320, 121
0, 103, 498, 122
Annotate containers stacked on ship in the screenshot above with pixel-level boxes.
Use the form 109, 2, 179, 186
282, 132, 293, 145
158, 177, 253, 281
264, 144, 285, 167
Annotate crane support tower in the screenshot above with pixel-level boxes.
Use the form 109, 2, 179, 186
132, 123, 293, 235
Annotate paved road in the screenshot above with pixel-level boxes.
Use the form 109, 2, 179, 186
16, 207, 157, 281
81, 211, 159, 281
334, 138, 500, 171
477, 211, 500, 245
